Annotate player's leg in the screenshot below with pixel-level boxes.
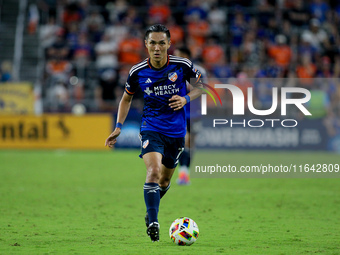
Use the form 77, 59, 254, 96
159, 165, 176, 198
144, 164, 174, 229
143, 151, 162, 242
162, 135, 185, 192
143, 152, 162, 218
144, 151, 162, 183
178, 132, 191, 185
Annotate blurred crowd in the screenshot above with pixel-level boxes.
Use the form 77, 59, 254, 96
27, 0, 340, 119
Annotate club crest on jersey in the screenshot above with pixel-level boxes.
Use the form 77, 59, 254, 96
168, 72, 178, 82
143, 140, 149, 149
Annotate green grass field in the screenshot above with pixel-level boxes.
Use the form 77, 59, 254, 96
0, 150, 339, 255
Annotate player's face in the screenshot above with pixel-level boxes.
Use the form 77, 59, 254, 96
145, 32, 171, 67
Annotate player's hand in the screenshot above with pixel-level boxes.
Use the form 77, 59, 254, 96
105, 128, 121, 148
169, 95, 187, 111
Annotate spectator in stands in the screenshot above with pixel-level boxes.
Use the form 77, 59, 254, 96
48, 79, 70, 112
207, 3, 227, 41
298, 36, 318, 62
267, 34, 292, 70
184, 0, 208, 21
1, 61, 13, 82
95, 33, 118, 72
71, 33, 93, 102
261, 58, 284, 78
148, 0, 171, 24
45, 57, 72, 82
281, 20, 293, 44
37, 0, 57, 23
211, 59, 234, 79
65, 22, 80, 50
229, 12, 246, 64
118, 30, 143, 65
309, 0, 330, 22
47, 30, 69, 60
106, 0, 128, 23
39, 16, 60, 49
167, 18, 184, 46
202, 37, 225, 70
37, 0, 340, 115
27, 3, 40, 34
62, 2, 83, 33
322, 11, 340, 58
335, 2, 340, 19
257, 0, 275, 27
229, 12, 246, 49
263, 17, 279, 43
240, 31, 265, 67
296, 53, 317, 87
301, 19, 329, 54
316, 56, 333, 78
84, 8, 105, 43
187, 13, 210, 47
187, 37, 203, 61
71, 33, 93, 65
105, 20, 128, 45
124, 7, 143, 30
95, 68, 120, 112
284, 0, 310, 32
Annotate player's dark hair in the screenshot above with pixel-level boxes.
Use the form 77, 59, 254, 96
144, 24, 171, 41
176, 46, 191, 58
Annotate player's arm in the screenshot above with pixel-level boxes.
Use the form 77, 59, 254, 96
168, 83, 203, 111
105, 92, 133, 148
169, 69, 203, 111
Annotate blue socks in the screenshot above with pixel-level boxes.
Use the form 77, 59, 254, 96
160, 182, 171, 199
144, 183, 160, 224
179, 148, 190, 167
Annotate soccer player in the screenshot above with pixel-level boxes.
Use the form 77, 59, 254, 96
105, 24, 203, 242
174, 46, 207, 185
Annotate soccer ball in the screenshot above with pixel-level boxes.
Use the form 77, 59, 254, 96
169, 217, 199, 245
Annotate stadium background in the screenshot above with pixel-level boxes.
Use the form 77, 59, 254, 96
1, 0, 340, 151
1, 1, 340, 254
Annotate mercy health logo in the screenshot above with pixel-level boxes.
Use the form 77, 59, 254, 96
144, 84, 180, 96
200, 84, 311, 128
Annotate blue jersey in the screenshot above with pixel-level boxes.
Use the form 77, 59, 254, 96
125, 55, 201, 138
185, 63, 207, 120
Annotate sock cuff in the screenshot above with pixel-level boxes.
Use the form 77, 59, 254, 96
160, 182, 171, 191
144, 182, 160, 190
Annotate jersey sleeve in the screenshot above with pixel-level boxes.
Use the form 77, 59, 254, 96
125, 71, 139, 95
185, 61, 203, 86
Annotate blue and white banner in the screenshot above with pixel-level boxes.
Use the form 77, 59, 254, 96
195, 118, 329, 151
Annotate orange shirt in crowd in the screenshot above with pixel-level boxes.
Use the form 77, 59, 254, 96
168, 25, 184, 45
296, 63, 317, 86
268, 45, 292, 67
148, 4, 171, 23
187, 20, 210, 46
118, 38, 143, 64
46, 59, 72, 75
202, 44, 224, 66
62, 11, 82, 25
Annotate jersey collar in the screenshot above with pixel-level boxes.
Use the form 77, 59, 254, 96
147, 55, 170, 70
